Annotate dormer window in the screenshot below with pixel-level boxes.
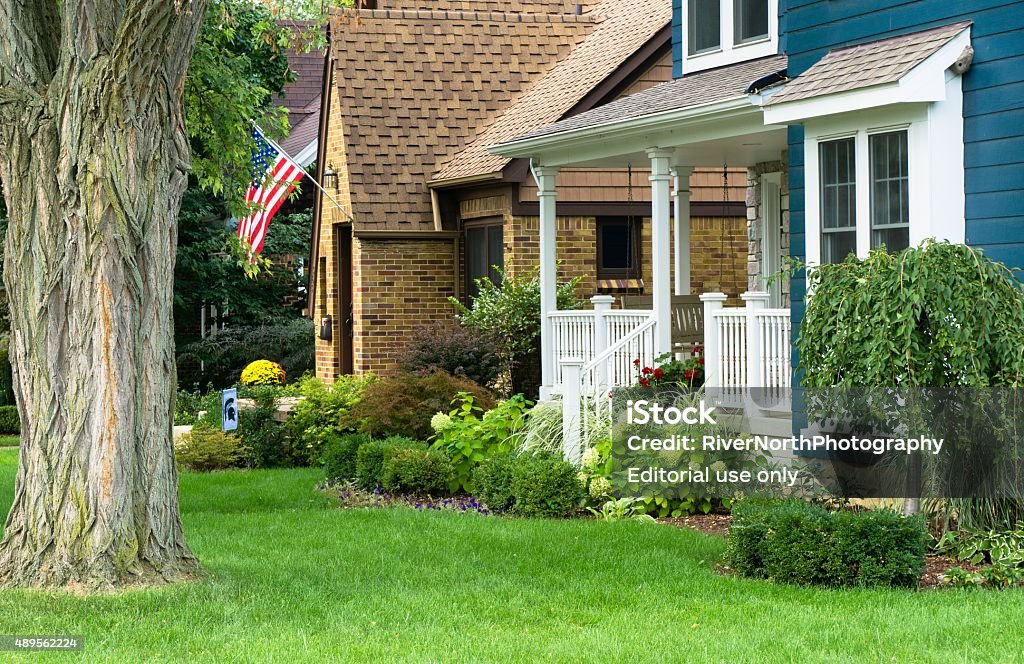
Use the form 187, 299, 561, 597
683, 0, 778, 73
688, 0, 721, 55
734, 0, 769, 44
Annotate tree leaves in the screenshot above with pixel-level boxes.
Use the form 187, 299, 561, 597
796, 240, 1024, 389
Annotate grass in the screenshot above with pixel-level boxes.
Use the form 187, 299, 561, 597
0, 435, 17, 447
0, 449, 1022, 662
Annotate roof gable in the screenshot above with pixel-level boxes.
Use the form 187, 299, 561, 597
328, 3, 599, 230
765, 21, 972, 107
432, 0, 671, 183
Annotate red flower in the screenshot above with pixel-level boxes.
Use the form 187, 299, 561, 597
697, 358, 705, 365
633, 358, 641, 366
684, 369, 697, 381
653, 368, 664, 380
642, 366, 653, 376
638, 377, 651, 388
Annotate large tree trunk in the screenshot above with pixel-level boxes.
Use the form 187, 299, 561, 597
0, 1, 207, 589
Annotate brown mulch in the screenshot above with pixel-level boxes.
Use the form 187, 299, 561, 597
919, 554, 983, 589
658, 514, 981, 589
658, 513, 733, 537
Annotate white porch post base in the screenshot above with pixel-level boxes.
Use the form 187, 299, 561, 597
700, 292, 727, 388
561, 358, 583, 464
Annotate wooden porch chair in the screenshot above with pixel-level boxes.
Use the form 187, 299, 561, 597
618, 294, 703, 354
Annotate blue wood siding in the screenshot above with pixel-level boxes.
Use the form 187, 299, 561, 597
672, 0, 683, 77
784, 0, 1024, 294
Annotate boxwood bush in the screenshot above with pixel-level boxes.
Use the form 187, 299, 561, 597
510, 453, 585, 518
380, 447, 454, 496
322, 431, 371, 482
355, 436, 423, 489
472, 453, 518, 512
726, 501, 927, 588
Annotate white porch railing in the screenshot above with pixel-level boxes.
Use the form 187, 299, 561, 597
550, 296, 655, 393
702, 292, 792, 410
560, 314, 658, 463
554, 291, 792, 462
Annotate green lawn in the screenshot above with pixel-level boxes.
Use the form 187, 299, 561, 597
0, 435, 17, 447
0, 449, 1022, 662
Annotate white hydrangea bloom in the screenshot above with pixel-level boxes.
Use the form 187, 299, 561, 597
589, 476, 612, 499
430, 412, 453, 433
581, 446, 601, 470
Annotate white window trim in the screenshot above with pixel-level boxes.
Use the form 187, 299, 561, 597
683, 0, 779, 74
803, 92, 965, 268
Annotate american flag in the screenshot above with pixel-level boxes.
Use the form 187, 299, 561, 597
237, 126, 305, 256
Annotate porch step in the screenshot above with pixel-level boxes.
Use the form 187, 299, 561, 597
719, 412, 793, 438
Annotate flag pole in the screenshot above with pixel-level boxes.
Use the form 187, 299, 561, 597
252, 123, 355, 224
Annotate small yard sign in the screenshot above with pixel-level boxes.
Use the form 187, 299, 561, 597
222, 388, 238, 432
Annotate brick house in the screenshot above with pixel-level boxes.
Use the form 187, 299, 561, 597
308, 0, 749, 381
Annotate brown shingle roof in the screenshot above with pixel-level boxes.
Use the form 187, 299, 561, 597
765, 21, 971, 107
432, 0, 670, 183
329, 2, 601, 230
502, 54, 787, 143
273, 25, 326, 159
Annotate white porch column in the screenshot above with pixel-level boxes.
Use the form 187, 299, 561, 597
534, 165, 559, 399
700, 292, 727, 388
591, 294, 614, 392
672, 166, 693, 296
648, 148, 673, 358
741, 292, 770, 387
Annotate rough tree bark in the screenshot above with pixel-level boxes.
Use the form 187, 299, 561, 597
0, 0, 208, 589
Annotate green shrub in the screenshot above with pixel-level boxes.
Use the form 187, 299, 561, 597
237, 387, 294, 468
0, 405, 19, 435
176, 318, 315, 391
451, 268, 582, 398
380, 447, 454, 496
175, 429, 249, 471
355, 436, 423, 489
400, 320, 503, 390
511, 453, 585, 518
322, 431, 371, 482
726, 501, 927, 588
287, 374, 372, 464
431, 394, 529, 493
0, 337, 15, 406
346, 372, 494, 440
472, 453, 517, 512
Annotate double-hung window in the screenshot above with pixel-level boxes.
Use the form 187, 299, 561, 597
465, 221, 503, 299
819, 138, 857, 264
869, 131, 910, 253
816, 128, 911, 264
684, 0, 777, 72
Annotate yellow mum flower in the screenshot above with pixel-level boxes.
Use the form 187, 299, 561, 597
240, 360, 286, 386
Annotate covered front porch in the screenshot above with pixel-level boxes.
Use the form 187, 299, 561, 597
491, 55, 794, 458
